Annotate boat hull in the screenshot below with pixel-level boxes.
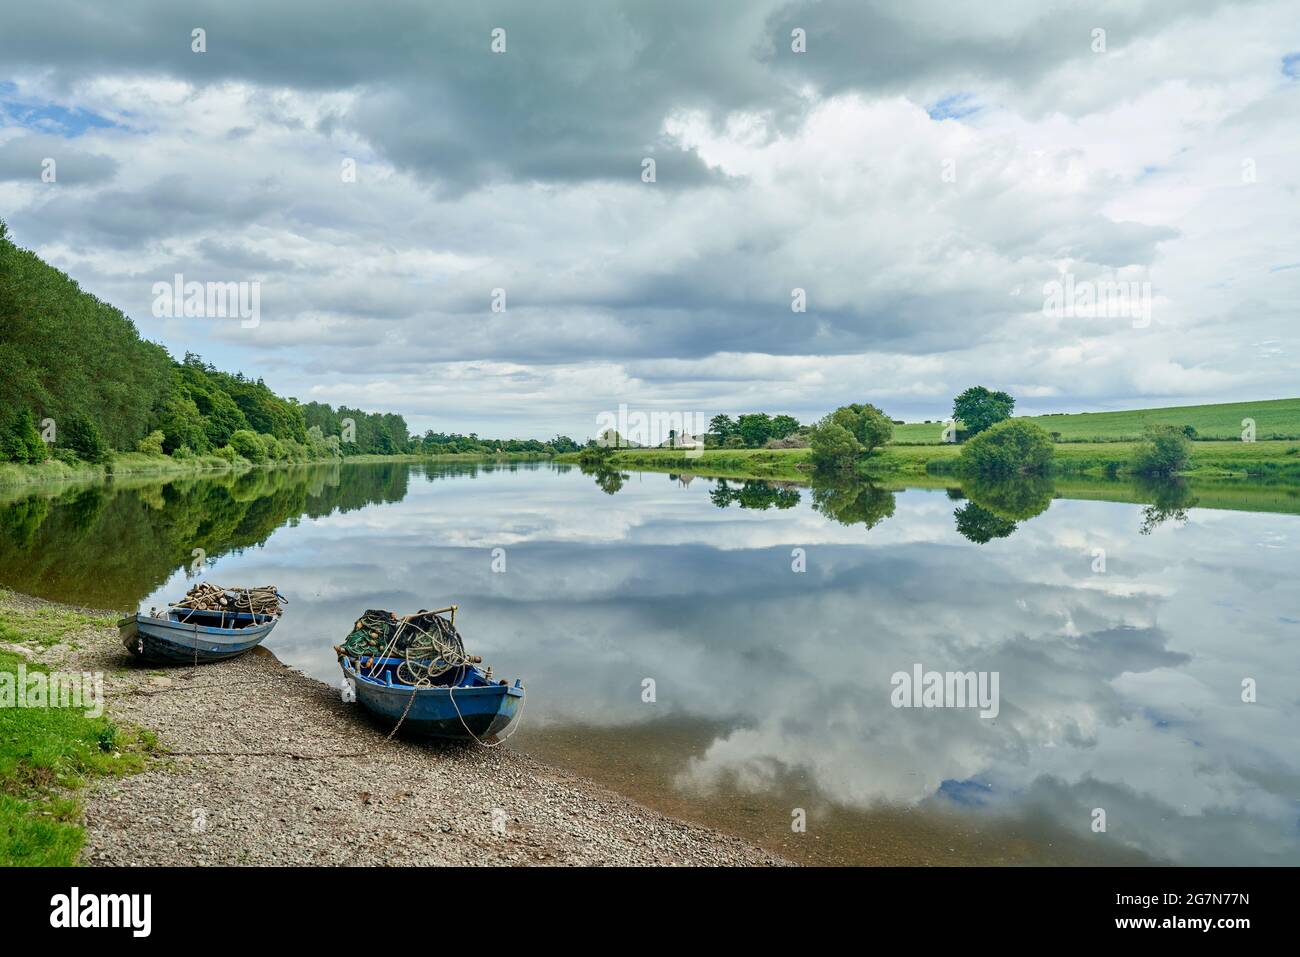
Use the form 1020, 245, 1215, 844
119, 612, 277, 664
340, 656, 524, 741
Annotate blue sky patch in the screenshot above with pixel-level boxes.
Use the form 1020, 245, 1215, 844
0, 93, 117, 137
928, 92, 980, 121
1283, 52, 1300, 78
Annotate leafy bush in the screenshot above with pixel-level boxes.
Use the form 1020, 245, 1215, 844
136, 430, 166, 455
809, 403, 894, 470
227, 430, 266, 463
157, 393, 209, 454
261, 434, 286, 461
829, 403, 894, 451
61, 413, 108, 463
577, 445, 615, 466
959, 420, 1054, 475
1132, 425, 1192, 475
0, 410, 47, 464
809, 421, 862, 470
213, 444, 240, 464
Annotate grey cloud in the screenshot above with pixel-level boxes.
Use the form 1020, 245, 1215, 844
0, 133, 118, 184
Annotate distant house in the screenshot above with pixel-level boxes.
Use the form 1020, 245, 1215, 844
658, 431, 704, 449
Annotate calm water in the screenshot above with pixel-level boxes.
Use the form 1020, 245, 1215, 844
3, 462, 1297, 865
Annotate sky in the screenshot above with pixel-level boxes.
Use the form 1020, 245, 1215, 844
0, 0, 1297, 440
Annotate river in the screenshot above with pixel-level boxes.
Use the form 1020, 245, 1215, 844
2, 460, 1296, 865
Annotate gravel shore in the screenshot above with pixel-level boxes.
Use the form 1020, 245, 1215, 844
11, 592, 785, 866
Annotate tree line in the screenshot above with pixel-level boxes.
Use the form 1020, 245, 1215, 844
0, 221, 559, 466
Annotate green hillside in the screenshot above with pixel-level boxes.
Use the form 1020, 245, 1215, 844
0, 220, 413, 465
891, 398, 1300, 444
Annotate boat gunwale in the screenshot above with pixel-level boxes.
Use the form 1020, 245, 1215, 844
119, 611, 278, 640
339, 655, 524, 698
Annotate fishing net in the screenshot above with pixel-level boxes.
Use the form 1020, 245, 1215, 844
342, 608, 470, 685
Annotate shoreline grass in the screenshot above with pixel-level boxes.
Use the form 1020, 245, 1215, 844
559, 439, 1300, 482
0, 591, 157, 865
0, 450, 553, 492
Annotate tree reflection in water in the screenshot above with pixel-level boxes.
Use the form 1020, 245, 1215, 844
708, 479, 802, 510
1135, 476, 1198, 535
952, 474, 1054, 544
808, 475, 896, 530
578, 463, 629, 495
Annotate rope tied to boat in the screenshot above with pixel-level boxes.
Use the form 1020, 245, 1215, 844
342, 606, 522, 748
172, 582, 287, 618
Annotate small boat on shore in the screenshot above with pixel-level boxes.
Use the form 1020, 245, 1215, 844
338, 653, 524, 740
120, 583, 286, 664
335, 605, 524, 742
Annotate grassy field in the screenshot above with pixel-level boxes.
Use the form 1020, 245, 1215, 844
556, 398, 1300, 479
0, 591, 156, 865
892, 397, 1300, 444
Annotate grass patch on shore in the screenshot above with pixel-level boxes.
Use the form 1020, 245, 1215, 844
0, 453, 246, 491
0, 450, 553, 493
0, 591, 117, 649
558, 447, 813, 480
0, 644, 156, 866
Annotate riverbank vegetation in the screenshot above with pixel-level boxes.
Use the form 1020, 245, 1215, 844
590, 386, 1298, 482
564, 438, 1300, 482
0, 592, 157, 865
808, 403, 894, 470
958, 420, 1055, 475
0, 221, 569, 478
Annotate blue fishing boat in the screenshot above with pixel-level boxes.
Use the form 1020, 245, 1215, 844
338, 652, 525, 741
120, 590, 283, 664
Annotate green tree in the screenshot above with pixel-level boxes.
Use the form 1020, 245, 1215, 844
809, 420, 861, 470
709, 414, 737, 444
770, 415, 800, 440
953, 386, 1016, 437
810, 403, 893, 468
228, 429, 267, 463
959, 420, 1054, 475
1, 410, 47, 463
136, 430, 166, 455
737, 413, 774, 448
61, 413, 108, 463
1132, 425, 1192, 476
157, 394, 209, 454
831, 403, 893, 451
